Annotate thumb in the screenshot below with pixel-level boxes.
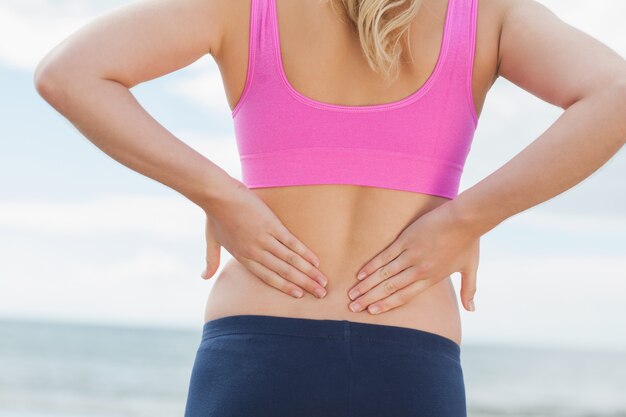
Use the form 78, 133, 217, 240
201, 238, 221, 280
201, 218, 222, 280
459, 267, 477, 312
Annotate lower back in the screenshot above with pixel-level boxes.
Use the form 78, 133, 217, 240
204, 184, 463, 346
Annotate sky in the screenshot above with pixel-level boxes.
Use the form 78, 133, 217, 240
0, 0, 624, 352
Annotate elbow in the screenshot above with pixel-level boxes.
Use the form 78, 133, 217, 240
33, 68, 54, 102
33, 53, 86, 108
33, 61, 67, 106
34, 58, 117, 110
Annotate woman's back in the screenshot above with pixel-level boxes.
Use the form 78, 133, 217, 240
204, 0, 502, 346
35, 0, 626, 413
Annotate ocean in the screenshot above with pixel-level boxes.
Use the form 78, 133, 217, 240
1, 318, 625, 417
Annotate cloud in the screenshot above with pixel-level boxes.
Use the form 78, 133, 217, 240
0, 237, 222, 329
0, 192, 234, 329
0, 0, 123, 71
0, 194, 198, 237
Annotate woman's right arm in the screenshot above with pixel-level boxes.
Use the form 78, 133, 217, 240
33, 0, 329, 299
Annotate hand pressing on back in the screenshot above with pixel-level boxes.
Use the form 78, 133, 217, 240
347, 204, 480, 315
201, 180, 328, 299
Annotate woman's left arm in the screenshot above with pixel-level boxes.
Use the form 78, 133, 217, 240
348, 0, 626, 315
447, 0, 626, 238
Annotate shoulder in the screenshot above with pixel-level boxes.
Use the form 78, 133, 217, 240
495, 0, 626, 107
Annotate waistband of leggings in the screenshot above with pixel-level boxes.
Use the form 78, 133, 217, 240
201, 314, 460, 358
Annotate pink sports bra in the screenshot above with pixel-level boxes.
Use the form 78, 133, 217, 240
232, 0, 479, 199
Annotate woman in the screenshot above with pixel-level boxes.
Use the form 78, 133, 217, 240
34, 0, 625, 415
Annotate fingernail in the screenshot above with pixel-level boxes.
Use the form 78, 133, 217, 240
350, 302, 361, 312
200, 269, 207, 279
291, 288, 303, 298
368, 305, 380, 314
320, 276, 328, 287
348, 289, 359, 300
357, 271, 366, 280
468, 299, 475, 312
314, 259, 320, 267
315, 288, 326, 298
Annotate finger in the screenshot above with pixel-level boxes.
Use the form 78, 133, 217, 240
348, 265, 418, 313
348, 250, 411, 301
356, 239, 406, 281
460, 267, 477, 312
265, 236, 328, 287
241, 257, 306, 299
257, 249, 327, 299
202, 217, 221, 280
363, 275, 439, 315
272, 226, 321, 268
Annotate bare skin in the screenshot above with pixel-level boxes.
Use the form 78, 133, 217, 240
34, 0, 626, 348
198, 0, 500, 346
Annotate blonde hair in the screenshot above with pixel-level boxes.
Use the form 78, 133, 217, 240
327, 0, 423, 83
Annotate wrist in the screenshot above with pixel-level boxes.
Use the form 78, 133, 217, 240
198, 172, 247, 215
438, 195, 498, 238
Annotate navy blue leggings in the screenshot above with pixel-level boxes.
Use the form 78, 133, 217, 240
184, 314, 466, 417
